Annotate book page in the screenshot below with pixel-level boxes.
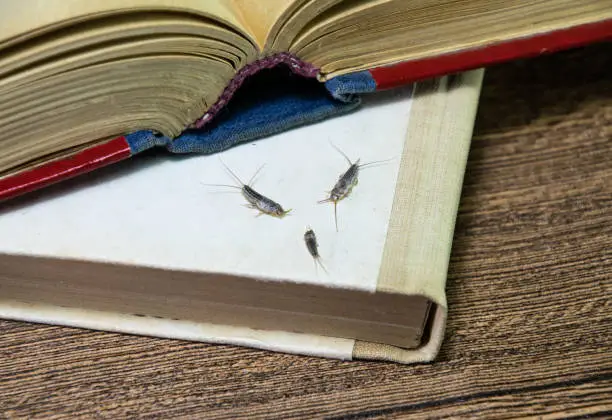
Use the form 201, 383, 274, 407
289, 0, 612, 79
0, 0, 250, 48
230, 0, 307, 50
230, 0, 346, 53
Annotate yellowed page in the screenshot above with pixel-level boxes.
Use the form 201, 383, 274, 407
231, 0, 305, 50
289, 0, 612, 79
0, 0, 251, 48
267, 0, 345, 53
0, 15, 252, 81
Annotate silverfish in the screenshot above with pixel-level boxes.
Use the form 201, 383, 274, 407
205, 159, 292, 218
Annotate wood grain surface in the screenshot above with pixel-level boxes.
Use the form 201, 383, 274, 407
1, 43, 611, 419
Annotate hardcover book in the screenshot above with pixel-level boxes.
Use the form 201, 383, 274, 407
0, 69, 484, 364
0, 1, 610, 201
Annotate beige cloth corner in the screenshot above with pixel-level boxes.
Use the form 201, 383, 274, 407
353, 68, 485, 364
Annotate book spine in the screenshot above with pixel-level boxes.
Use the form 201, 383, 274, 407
369, 19, 612, 90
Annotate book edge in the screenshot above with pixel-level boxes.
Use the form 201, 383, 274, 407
0, 136, 132, 202
368, 18, 612, 89
0, 300, 356, 360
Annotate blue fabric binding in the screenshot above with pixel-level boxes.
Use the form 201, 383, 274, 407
125, 66, 377, 156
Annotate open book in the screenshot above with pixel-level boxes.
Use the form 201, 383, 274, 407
0, 69, 483, 364
0, 1, 610, 201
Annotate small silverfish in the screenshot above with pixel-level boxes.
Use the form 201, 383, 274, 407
304, 227, 327, 274
204, 159, 292, 218
318, 143, 392, 231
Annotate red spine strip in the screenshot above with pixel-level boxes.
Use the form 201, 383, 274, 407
0, 136, 132, 202
371, 19, 612, 90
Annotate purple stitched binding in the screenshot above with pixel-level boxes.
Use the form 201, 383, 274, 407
192, 52, 319, 129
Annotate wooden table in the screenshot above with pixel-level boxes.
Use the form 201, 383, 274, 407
1, 43, 610, 419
